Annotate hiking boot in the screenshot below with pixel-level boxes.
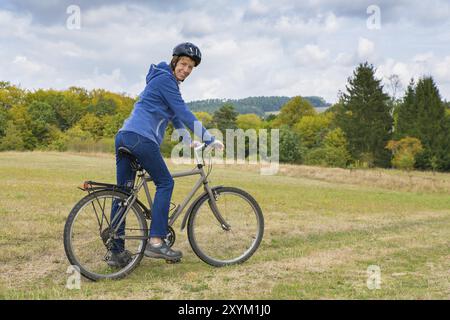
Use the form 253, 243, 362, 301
106, 250, 132, 268
144, 242, 182, 261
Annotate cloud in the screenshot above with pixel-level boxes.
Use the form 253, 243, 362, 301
357, 37, 375, 60
294, 44, 330, 67
0, 1, 450, 104
375, 53, 450, 100
75, 68, 127, 93
12, 56, 43, 73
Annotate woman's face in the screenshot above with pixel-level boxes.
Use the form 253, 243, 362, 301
173, 56, 196, 81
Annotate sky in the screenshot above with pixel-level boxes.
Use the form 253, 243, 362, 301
1, 0, 450, 103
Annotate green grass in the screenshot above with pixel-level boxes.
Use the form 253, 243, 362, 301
0, 151, 449, 299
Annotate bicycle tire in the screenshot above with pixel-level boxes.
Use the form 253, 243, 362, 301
63, 190, 148, 281
187, 186, 264, 267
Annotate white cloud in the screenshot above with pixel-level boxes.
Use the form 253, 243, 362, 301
435, 56, 450, 80
273, 11, 340, 38
413, 52, 434, 64
294, 44, 330, 67
75, 68, 127, 93
180, 11, 215, 37
247, 0, 269, 16
13, 56, 42, 73
357, 37, 375, 60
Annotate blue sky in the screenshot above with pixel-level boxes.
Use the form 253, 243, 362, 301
1, 0, 449, 103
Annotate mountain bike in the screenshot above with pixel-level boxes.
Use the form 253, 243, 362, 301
63, 143, 264, 281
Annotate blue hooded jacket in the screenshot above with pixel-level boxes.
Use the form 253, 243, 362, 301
120, 62, 214, 146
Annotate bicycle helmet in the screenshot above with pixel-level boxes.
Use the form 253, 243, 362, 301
172, 42, 202, 66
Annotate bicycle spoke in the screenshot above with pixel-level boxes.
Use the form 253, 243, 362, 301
66, 192, 147, 280
90, 201, 103, 230
189, 188, 263, 266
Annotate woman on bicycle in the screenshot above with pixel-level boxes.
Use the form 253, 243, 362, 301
109, 42, 223, 267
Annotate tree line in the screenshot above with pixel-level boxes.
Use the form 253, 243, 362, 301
187, 96, 330, 116
1, 62, 449, 171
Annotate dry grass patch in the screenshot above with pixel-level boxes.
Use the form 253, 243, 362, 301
277, 164, 450, 193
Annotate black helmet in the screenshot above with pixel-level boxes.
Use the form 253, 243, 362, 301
172, 42, 202, 66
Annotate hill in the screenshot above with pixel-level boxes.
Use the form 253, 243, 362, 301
187, 96, 331, 116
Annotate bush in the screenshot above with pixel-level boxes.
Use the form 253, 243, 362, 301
52, 125, 114, 153
304, 146, 350, 168
386, 137, 423, 170
0, 121, 25, 151
279, 125, 303, 163
303, 128, 351, 168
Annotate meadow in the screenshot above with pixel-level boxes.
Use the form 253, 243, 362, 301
0, 151, 449, 299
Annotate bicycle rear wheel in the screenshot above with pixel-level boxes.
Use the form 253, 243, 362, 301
187, 187, 264, 267
63, 190, 148, 281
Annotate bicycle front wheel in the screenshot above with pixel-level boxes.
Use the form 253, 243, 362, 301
63, 190, 148, 281
187, 187, 264, 267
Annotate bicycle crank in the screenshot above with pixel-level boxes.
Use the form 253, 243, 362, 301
100, 227, 114, 250
164, 226, 176, 248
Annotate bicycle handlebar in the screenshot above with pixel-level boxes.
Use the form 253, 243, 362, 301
193, 143, 207, 165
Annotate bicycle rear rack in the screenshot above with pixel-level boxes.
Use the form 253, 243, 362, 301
79, 180, 132, 194
78, 180, 152, 220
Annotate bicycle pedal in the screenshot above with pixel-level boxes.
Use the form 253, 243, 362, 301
165, 258, 181, 264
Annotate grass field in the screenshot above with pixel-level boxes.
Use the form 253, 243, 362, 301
0, 151, 449, 299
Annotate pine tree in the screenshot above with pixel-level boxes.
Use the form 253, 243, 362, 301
336, 62, 393, 167
412, 77, 448, 170
212, 103, 238, 134
395, 79, 418, 139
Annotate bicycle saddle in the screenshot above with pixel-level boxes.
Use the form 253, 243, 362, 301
118, 147, 143, 171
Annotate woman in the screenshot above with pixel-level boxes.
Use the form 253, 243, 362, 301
109, 42, 223, 268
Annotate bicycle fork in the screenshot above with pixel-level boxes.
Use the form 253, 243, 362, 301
204, 185, 231, 231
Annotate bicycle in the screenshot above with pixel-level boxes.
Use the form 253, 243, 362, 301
63, 143, 264, 281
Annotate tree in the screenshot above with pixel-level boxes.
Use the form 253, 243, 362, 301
395, 79, 418, 139
335, 62, 393, 167
387, 74, 402, 103
27, 100, 58, 146
279, 125, 303, 163
273, 96, 316, 128
87, 95, 117, 117
212, 103, 238, 134
236, 113, 263, 131
103, 114, 127, 137
8, 104, 37, 150
0, 121, 25, 151
0, 108, 8, 138
25, 89, 85, 131
413, 77, 448, 170
396, 77, 448, 170
0, 82, 26, 111
77, 113, 105, 139
304, 128, 351, 168
294, 113, 333, 149
264, 114, 277, 122
193, 111, 213, 128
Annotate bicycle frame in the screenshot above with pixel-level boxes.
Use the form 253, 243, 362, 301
108, 146, 230, 240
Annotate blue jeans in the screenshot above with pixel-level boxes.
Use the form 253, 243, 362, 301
110, 130, 174, 253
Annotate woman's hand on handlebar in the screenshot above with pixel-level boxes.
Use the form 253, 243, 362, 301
209, 140, 224, 151
191, 140, 224, 151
